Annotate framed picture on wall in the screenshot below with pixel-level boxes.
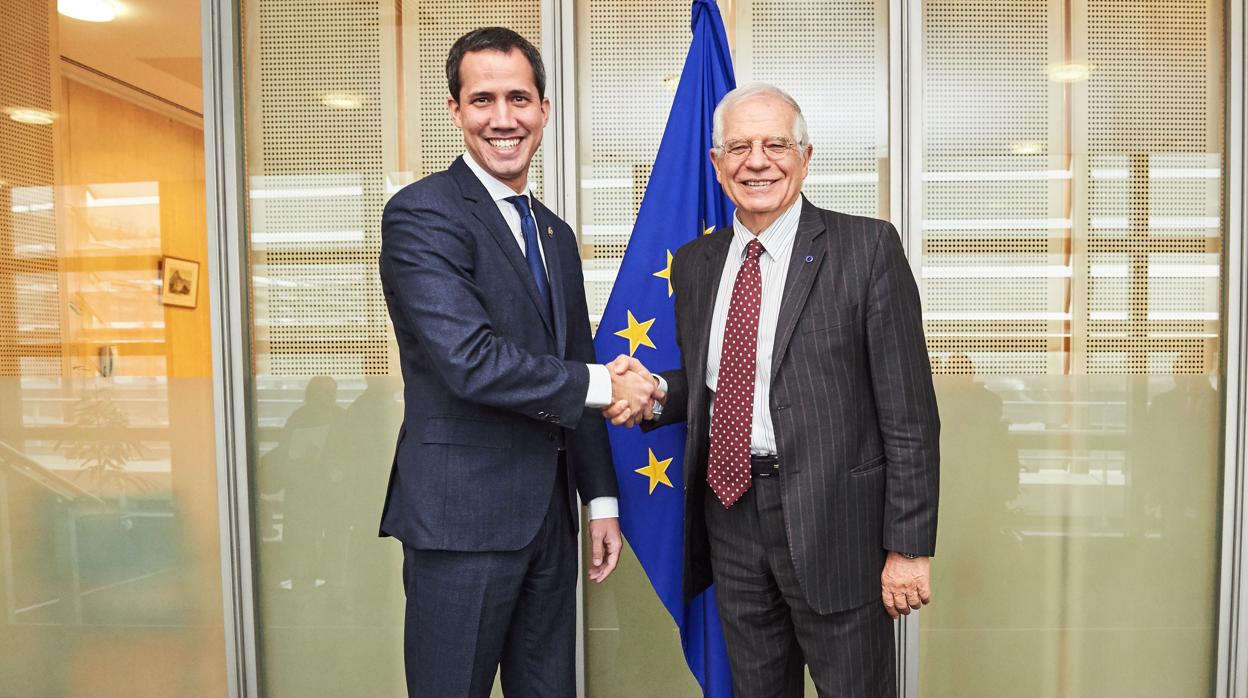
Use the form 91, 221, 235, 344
161, 256, 199, 308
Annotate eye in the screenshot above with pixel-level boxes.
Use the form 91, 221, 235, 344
764, 140, 791, 155
725, 143, 750, 157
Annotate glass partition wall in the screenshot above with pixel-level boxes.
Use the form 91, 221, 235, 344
224, 0, 1233, 696
0, 0, 1234, 695
913, 0, 1227, 694
238, 1, 545, 694
1, 0, 227, 695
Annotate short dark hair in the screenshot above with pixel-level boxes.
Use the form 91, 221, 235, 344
446, 27, 546, 102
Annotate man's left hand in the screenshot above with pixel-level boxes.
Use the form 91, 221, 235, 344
880, 551, 931, 619
588, 517, 622, 583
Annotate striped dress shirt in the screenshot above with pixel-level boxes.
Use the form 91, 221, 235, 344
706, 197, 802, 457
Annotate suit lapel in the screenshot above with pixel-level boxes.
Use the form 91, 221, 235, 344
450, 158, 555, 338
770, 198, 828, 380
531, 199, 567, 357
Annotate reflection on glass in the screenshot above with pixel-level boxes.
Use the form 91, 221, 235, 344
925, 371, 1221, 696
255, 375, 402, 621
2, 1, 224, 694
916, 0, 1225, 693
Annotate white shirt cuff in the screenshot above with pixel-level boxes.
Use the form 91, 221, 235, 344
588, 496, 618, 520
650, 375, 669, 418
585, 363, 612, 409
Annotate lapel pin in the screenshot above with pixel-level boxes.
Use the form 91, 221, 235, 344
546, 226, 554, 238
805, 255, 814, 263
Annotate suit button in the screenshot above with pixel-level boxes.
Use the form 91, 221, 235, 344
547, 431, 557, 442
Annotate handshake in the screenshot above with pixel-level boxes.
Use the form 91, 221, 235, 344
602, 354, 666, 428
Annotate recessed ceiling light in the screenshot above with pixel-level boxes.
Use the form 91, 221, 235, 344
6, 107, 56, 125
1011, 140, 1045, 155
1048, 62, 1093, 83
58, 0, 118, 22
321, 92, 362, 109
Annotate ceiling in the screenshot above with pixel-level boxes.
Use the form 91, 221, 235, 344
59, 0, 204, 114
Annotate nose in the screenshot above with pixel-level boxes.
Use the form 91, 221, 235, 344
743, 142, 770, 170
489, 100, 519, 130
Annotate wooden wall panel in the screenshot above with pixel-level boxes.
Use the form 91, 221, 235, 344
60, 77, 210, 378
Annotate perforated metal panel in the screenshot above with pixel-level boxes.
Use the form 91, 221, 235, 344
919, 0, 1063, 375
738, 0, 887, 217
245, 0, 545, 377
1079, 0, 1223, 374
576, 0, 688, 325
1, 0, 60, 378
918, 0, 1222, 376
245, 0, 389, 377
577, 0, 889, 326
407, 0, 545, 196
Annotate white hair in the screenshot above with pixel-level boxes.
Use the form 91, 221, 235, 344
711, 83, 810, 149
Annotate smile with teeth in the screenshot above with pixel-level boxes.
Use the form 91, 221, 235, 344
743, 180, 775, 188
488, 137, 521, 151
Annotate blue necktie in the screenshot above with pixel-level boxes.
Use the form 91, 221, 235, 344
505, 195, 552, 312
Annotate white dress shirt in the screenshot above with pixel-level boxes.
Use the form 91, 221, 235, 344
705, 197, 803, 456
462, 152, 617, 519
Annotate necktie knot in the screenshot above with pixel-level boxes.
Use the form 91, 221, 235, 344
505, 194, 531, 218
746, 238, 765, 262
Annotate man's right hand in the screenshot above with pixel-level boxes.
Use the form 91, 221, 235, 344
603, 355, 665, 427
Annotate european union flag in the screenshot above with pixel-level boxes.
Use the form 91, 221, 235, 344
592, 1, 736, 694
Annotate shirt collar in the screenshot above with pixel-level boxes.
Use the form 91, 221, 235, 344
731, 196, 803, 260
462, 150, 531, 205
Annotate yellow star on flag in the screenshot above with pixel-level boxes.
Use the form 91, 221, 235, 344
614, 310, 656, 356
634, 448, 674, 494
653, 249, 674, 297
703, 225, 715, 236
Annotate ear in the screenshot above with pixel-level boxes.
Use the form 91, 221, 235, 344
540, 97, 551, 127
447, 96, 463, 129
709, 149, 725, 183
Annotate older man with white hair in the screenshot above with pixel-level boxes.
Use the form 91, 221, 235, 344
617, 83, 941, 696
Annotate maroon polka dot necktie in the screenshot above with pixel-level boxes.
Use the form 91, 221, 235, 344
707, 238, 764, 508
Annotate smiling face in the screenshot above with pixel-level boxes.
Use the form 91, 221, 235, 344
448, 48, 550, 193
710, 94, 812, 234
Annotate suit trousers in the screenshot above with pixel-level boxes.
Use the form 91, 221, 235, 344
401, 456, 576, 698
705, 474, 895, 698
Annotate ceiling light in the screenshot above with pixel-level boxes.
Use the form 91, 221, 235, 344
321, 92, 361, 109
58, 0, 118, 22
1010, 140, 1045, 155
6, 108, 56, 125
1048, 62, 1093, 83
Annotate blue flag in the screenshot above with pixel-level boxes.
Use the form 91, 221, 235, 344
592, 1, 736, 695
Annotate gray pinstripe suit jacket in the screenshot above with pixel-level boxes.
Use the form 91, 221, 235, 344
648, 198, 940, 615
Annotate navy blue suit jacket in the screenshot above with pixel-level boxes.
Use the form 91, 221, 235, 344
377, 156, 617, 552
